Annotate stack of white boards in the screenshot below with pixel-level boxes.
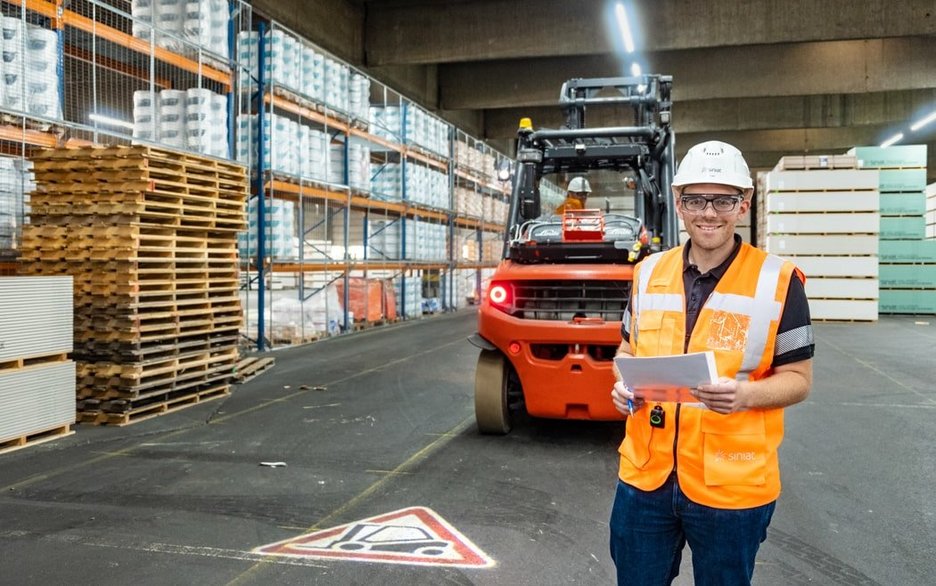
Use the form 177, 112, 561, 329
848, 145, 933, 315
761, 165, 881, 321
927, 182, 936, 240
0, 276, 75, 452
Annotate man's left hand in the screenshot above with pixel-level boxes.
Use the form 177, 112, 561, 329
692, 377, 747, 414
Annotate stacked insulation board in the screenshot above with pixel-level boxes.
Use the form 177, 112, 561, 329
19, 145, 248, 425
0, 276, 75, 451
928, 182, 936, 240
760, 163, 880, 321
848, 145, 933, 315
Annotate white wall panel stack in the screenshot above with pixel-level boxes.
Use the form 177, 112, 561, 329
239, 198, 298, 259
348, 143, 370, 191
157, 88, 186, 147
927, 182, 936, 240
367, 218, 401, 260
134, 88, 228, 157
324, 57, 349, 112
848, 145, 931, 314
0, 157, 32, 255
133, 0, 229, 58
132, 90, 159, 142
300, 45, 324, 102
236, 30, 259, 88
349, 73, 370, 122
25, 27, 59, 119
184, 88, 228, 158
762, 167, 880, 321
327, 142, 346, 185
403, 107, 449, 156
455, 186, 483, 218
369, 106, 402, 142
405, 164, 449, 209
404, 219, 447, 261
1, 16, 25, 112
371, 163, 402, 201
184, 0, 229, 58
0, 19, 61, 119
0, 277, 75, 446
395, 272, 423, 318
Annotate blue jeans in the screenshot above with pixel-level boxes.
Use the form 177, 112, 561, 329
609, 477, 775, 586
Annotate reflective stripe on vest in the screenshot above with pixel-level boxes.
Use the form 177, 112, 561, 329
632, 251, 670, 346
704, 254, 784, 378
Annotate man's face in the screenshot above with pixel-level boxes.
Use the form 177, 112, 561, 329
570, 192, 588, 202
675, 182, 750, 253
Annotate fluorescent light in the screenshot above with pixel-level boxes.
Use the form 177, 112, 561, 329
89, 113, 134, 130
910, 111, 936, 132
880, 132, 904, 148
630, 62, 642, 77
615, 3, 635, 54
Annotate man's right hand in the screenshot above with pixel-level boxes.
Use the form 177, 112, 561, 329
611, 380, 643, 416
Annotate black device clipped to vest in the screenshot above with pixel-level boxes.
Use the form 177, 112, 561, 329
649, 405, 665, 428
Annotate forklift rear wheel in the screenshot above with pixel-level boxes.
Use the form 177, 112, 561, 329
475, 349, 511, 434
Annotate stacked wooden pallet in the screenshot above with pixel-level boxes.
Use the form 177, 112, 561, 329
848, 145, 932, 315
760, 163, 881, 321
19, 145, 248, 425
0, 276, 75, 452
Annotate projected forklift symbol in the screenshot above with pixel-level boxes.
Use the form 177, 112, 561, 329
254, 507, 495, 568
327, 523, 449, 556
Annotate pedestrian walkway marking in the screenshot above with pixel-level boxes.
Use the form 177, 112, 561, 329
253, 506, 494, 568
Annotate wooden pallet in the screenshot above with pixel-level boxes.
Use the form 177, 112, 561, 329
232, 356, 276, 384
0, 424, 74, 455
78, 383, 230, 426
0, 352, 70, 373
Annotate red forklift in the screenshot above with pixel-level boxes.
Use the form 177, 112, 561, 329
469, 76, 680, 433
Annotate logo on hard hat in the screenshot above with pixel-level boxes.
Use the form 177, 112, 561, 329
701, 166, 723, 175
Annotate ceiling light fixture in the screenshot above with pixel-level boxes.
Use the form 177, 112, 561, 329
615, 3, 635, 54
879, 132, 904, 148
909, 111, 936, 132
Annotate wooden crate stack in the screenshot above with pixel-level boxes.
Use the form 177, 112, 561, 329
760, 159, 880, 321
19, 145, 248, 425
848, 145, 934, 315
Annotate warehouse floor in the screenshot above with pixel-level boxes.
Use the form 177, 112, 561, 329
1, 310, 934, 585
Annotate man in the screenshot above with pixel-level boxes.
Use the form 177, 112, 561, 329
609, 140, 814, 585
555, 176, 591, 214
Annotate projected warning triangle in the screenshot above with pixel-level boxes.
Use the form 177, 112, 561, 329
254, 506, 494, 568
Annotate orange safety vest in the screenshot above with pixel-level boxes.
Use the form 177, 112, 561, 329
555, 196, 585, 214
618, 242, 800, 509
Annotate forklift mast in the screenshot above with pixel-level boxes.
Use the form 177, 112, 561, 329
506, 75, 679, 253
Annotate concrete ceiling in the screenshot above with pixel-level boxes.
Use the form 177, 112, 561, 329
254, 0, 936, 178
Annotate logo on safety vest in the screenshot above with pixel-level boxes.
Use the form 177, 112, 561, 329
254, 506, 494, 568
714, 449, 759, 463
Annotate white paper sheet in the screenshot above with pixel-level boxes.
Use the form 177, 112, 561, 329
614, 351, 719, 403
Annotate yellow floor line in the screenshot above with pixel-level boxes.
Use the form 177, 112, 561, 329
225, 415, 474, 585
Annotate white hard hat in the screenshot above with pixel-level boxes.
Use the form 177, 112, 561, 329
568, 176, 591, 193
673, 140, 753, 191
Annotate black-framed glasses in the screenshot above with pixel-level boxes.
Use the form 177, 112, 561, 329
679, 194, 743, 214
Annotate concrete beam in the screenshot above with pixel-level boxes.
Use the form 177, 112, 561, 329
439, 37, 936, 109
252, 0, 364, 65
365, 0, 936, 65
675, 126, 936, 182
367, 64, 439, 110
482, 89, 936, 139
